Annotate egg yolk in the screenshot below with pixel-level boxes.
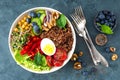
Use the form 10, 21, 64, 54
43, 44, 55, 55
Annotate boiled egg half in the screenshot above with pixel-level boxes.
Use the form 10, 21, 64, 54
40, 38, 56, 56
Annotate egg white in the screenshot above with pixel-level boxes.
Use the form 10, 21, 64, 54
40, 38, 56, 56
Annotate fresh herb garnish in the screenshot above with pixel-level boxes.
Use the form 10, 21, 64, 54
97, 23, 113, 34
56, 14, 67, 29
34, 52, 47, 66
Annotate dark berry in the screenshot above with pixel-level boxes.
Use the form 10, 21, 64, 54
102, 10, 108, 15
109, 22, 114, 27
96, 17, 100, 22
106, 15, 111, 20
100, 20, 105, 24
37, 13, 41, 18
77, 57, 82, 62
26, 18, 31, 24
33, 25, 40, 34
111, 15, 116, 22
82, 62, 87, 67
90, 67, 97, 72
81, 70, 89, 76
29, 11, 37, 18
98, 12, 105, 19
31, 22, 37, 27
105, 47, 110, 53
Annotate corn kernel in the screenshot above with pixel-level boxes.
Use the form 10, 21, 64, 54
111, 54, 118, 61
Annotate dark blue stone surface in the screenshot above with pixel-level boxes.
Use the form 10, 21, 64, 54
0, 0, 120, 80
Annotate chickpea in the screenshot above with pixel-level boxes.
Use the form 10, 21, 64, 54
21, 19, 25, 23
23, 17, 27, 21
24, 22, 28, 26
14, 28, 18, 32
22, 24, 25, 29
25, 26, 29, 30
18, 21, 22, 26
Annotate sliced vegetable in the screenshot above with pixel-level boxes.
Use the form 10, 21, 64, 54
53, 48, 67, 61
52, 59, 63, 67
46, 56, 53, 67
40, 14, 46, 23
31, 18, 41, 27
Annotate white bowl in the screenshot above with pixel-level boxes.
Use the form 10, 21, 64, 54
8, 7, 76, 74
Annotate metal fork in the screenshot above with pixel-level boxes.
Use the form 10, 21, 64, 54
70, 6, 109, 67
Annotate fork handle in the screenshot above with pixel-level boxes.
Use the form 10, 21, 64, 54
82, 27, 109, 67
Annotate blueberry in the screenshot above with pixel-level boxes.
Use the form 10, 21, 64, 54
102, 10, 108, 15
81, 70, 89, 76
31, 22, 37, 27
29, 11, 37, 18
33, 25, 40, 34
37, 13, 41, 18
108, 18, 112, 22
98, 12, 105, 19
108, 12, 113, 16
96, 17, 100, 22
77, 57, 82, 62
100, 20, 105, 24
106, 15, 111, 20
105, 47, 110, 53
111, 15, 116, 22
82, 62, 87, 67
109, 22, 114, 27
26, 18, 31, 23
90, 67, 97, 72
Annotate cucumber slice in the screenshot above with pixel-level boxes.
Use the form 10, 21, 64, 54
40, 14, 46, 23
36, 10, 45, 14
31, 18, 41, 27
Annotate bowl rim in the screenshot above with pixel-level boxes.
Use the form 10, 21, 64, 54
8, 7, 76, 74
94, 10, 117, 33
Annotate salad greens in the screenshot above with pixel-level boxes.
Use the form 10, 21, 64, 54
34, 52, 47, 66
56, 14, 67, 29
14, 49, 50, 71
97, 23, 113, 34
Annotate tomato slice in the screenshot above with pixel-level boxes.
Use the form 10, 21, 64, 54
53, 48, 67, 61
52, 59, 63, 67
46, 56, 53, 67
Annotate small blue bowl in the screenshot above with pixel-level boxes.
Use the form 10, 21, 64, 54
94, 10, 117, 33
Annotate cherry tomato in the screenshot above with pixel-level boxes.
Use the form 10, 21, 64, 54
52, 59, 63, 67
53, 48, 67, 61
46, 56, 53, 67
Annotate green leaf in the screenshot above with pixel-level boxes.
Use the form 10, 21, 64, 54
34, 52, 47, 66
14, 50, 29, 64
97, 23, 113, 34
56, 14, 67, 29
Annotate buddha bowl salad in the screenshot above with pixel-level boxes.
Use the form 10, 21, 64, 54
10, 9, 73, 72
